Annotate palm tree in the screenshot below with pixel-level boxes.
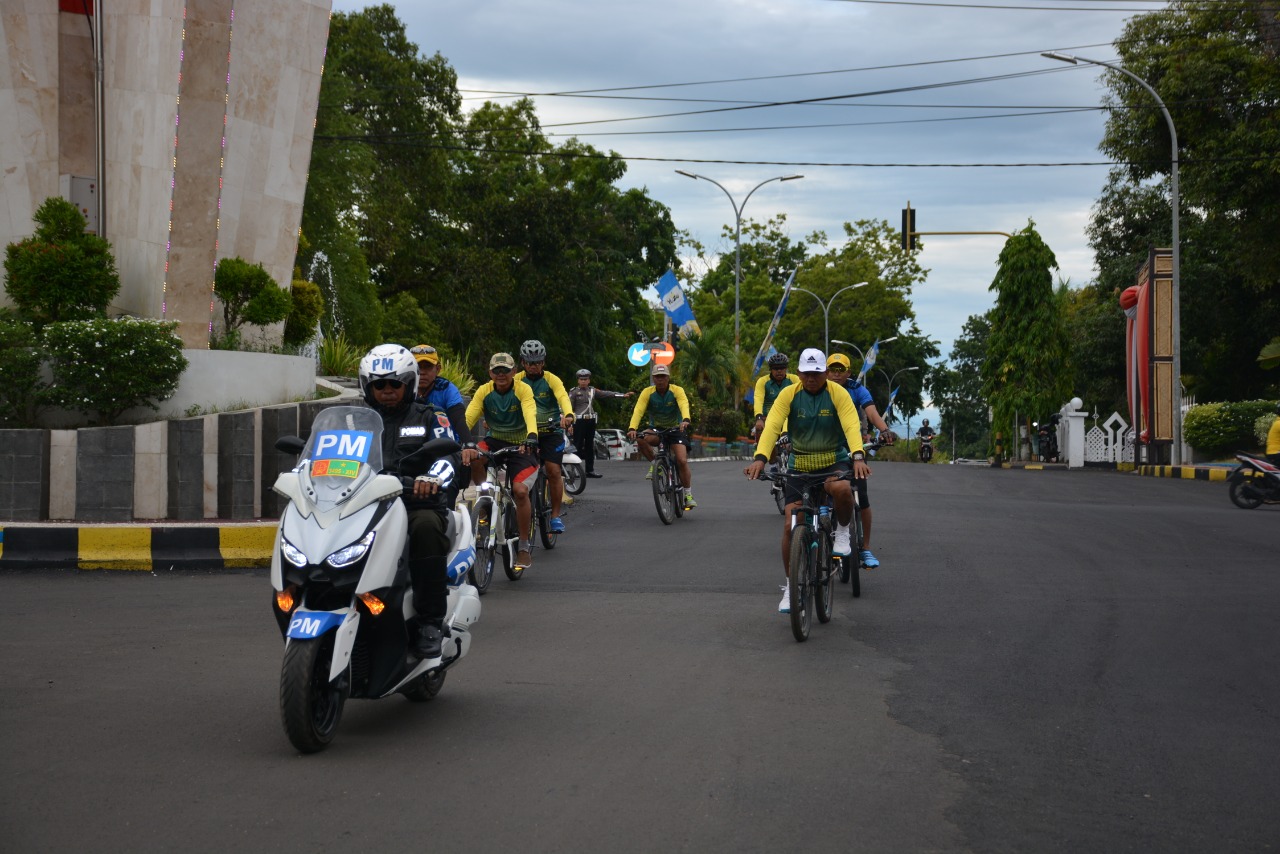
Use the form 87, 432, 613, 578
673, 322, 743, 407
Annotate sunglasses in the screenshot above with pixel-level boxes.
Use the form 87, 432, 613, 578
523, 361, 545, 368
491, 367, 512, 376
411, 345, 437, 355
370, 378, 405, 390
828, 366, 849, 373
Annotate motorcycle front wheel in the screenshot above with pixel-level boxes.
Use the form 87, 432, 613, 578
280, 636, 346, 754
564, 462, 586, 495
1229, 475, 1265, 510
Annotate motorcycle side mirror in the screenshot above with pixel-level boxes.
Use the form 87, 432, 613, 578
276, 435, 306, 455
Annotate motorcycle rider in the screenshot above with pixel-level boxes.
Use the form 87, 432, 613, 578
917, 419, 936, 461
359, 344, 461, 660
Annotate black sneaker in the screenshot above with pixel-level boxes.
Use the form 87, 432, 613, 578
585, 472, 603, 478
412, 622, 444, 659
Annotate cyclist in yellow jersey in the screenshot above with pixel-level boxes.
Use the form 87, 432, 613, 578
627, 363, 696, 509
746, 348, 871, 613
1268, 402, 1280, 465
750, 352, 800, 440
461, 352, 540, 569
513, 339, 574, 534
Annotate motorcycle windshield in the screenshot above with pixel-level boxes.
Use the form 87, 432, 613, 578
298, 406, 384, 514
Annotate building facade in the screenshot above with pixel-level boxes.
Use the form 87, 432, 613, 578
0, 0, 331, 347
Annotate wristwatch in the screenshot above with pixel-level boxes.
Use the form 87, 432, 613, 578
851, 451, 866, 461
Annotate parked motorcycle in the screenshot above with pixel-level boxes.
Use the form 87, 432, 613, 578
1227, 452, 1280, 509
269, 405, 480, 753
1037, 419, 1059, 463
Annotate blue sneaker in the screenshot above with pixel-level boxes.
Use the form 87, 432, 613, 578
860, 548, 880, 569
549, 517, 565, 533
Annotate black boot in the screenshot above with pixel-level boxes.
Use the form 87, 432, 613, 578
408, 556, 449, 659
411, 619, 444, 659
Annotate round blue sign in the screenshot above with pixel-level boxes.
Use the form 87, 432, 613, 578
627, 342, 652, 366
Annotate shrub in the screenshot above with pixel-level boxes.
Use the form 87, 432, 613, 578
42, 317, 188, 425
0, 310, 44, 427
380, 292, 446, 351
699, 407, 744, 441
437, 353, 477, 399
318, 332, 362, 377
1184, 400, 1279, 454
282, 278, 325, 350
3, 197, 120, 327
214, 257, 291, 337
1256, 413, 1278, 447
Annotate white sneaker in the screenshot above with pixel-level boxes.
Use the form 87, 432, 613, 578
833, 524, 852, 557
778, 583, 791, 613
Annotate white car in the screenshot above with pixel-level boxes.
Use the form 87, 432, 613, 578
594, 428, 637, 461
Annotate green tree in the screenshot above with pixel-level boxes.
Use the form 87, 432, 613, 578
672, 322, 742, 408
981, 223, 1073, 452
282, 278, 325, 351
213, 257, 291, 341
929, 311, 993, 459
3, 196, 120, 328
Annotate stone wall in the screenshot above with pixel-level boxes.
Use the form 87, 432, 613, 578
0, 398, 343, 522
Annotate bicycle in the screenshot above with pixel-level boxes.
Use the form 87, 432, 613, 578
835, 439, 880, 598
766, 433, 791, 515
762, 468, 856, 642
532, 418, 569, 549
638, 427, 687, 525
471, 444, 536, 587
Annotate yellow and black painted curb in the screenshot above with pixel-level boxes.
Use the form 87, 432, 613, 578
1135, 465, 1230, 482
0, 525, 276, 571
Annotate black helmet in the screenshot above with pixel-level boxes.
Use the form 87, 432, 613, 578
922, 419, 929, 426
767, 353, 789, 369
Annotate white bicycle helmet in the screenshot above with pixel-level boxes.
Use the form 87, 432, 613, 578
359, 344, 419, 406
520, 339, 547, 362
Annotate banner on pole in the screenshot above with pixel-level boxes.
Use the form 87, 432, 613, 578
655, 270, 700, 339
752, 270, 796, 376
857, 338, 881, 385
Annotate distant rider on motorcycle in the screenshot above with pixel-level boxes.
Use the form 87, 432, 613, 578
359, 344, 461, 660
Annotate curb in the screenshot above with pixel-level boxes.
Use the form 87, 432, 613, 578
0, 523, 276, 571
1135, 464, 1230, 482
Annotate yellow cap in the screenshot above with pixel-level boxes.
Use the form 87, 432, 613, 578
826, 353, 851, 369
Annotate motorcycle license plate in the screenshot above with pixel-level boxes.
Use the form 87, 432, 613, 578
286, 609, 347, 639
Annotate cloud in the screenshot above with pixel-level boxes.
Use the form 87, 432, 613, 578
332, 0, 1143, 353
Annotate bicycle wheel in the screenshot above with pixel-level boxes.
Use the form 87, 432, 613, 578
787, 524, 813, 642
850, 511, 863, 598
652, 458, 675, 525
537, 472, 558, 550
564, 462, 586, 495
501, 502, 524, 581
468, 500, 496, 594
815, 531, 834, 624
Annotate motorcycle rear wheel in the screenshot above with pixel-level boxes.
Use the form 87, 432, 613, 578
280, 636, 346, 754
1229, 477, 1265, 510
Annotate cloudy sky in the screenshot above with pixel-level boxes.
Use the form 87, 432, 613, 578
331, 0, 1158, 367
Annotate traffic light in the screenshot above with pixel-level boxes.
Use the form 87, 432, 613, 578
901, 206, 917, 251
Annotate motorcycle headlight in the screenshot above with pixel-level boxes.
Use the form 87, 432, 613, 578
280, 537, 307, 568
326, 531, 375, 568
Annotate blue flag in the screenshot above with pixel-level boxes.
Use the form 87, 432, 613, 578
857, 338, 880, 385
752, 270, 795, 376
884, 385, 900, 424
655, 270, 700, 339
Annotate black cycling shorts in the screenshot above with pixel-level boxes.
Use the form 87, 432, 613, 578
783, 461, 852, 507
536, 429, 566, 466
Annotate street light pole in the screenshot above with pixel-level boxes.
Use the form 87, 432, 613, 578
1043, 50, 1181, 465
790, 282, 869, 351
675, 171, 803, 355
875, 366, 920, 413
831, 335, 897, 377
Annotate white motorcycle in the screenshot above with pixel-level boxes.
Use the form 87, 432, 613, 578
269, 405, 480, 753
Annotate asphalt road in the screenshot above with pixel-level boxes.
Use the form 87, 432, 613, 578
3, 459, 1278, 853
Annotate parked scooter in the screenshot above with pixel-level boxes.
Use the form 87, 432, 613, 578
269, 405, 480, 753
1227, 452, 1280, 509
1037, 416, 1060, 463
